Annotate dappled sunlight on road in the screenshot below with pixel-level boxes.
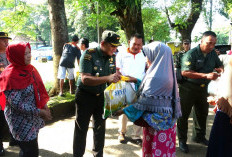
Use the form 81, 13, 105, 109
3, 107, 215, 157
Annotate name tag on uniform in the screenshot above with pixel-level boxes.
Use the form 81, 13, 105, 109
197, 59, 204, 63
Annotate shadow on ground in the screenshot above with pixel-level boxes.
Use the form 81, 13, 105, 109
3, 106, 215, 157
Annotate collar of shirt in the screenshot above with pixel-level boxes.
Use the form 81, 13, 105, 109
127, 48, 141, 58
97, 46, 111, 59
197, 44, 216, 57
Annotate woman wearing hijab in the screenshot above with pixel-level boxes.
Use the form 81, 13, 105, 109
207, 58, 232, 157
116, 42, 182, 156
0, 42, 52, 157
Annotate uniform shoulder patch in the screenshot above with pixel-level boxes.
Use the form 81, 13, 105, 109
184, 61, 191, 65
88, 48, 96, 53
84, 54, 92, 60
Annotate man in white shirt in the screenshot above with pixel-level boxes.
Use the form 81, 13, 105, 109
116, 33, 146, 146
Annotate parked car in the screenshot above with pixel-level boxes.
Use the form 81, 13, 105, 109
31, 46, 53, 61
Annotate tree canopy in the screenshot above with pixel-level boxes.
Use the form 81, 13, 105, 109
0, 0, 230, 44
0, 0, 50, 46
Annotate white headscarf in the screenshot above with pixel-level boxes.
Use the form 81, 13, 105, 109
134, 42, 182, 119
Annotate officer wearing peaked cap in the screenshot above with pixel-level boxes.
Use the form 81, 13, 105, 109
73, 30, 121, 157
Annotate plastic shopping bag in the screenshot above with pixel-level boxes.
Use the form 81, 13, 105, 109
125, 82, 137, 104
207, 77, 220, 96
103, 80, 126, 119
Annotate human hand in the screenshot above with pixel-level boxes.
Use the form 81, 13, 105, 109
108, 73, 121, 83
214, 68, 224, 73
217, 97, 232, 119
125, 76, 137, 83
217, 97, 229, 110
113, 110, 124, 116
206, 72, 220, 80
43, 104, 50, 111
40, 107, 52, 121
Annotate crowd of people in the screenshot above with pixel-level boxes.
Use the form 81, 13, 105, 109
0, 29, 231, 157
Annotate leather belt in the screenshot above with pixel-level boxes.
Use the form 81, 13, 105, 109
187, 81, 206, 88
79, 88, 102, 96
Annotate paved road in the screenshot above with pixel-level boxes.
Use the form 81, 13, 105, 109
3, 106, 214, 157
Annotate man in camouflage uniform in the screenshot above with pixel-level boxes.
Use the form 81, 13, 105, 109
73, 30, 121, 157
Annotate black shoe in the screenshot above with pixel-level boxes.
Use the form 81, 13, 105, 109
9, 140, 18, 146
0, 146, 5, 156
133, 139, 142, 147
118, 133, 127, 144
193, 138, 209, 146
179, 142, 189, 153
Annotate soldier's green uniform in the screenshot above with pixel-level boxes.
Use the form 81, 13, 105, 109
76, 47, 116, 94
177, 45, 223, 144
73, 30, 120, 157
74, 47, 116, 157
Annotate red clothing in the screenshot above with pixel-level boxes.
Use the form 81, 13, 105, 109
142, 125, 176, 157
0, 42, 49, 110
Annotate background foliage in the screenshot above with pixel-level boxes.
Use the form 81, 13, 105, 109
0, 0, 231, 45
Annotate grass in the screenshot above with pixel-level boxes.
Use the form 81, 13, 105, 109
44, 81, 53, 93
44, 81, 75, 109
47, 92, 75, 106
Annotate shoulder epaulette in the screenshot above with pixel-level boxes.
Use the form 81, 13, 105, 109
84, 54, 92, 60
88, 48, 96, 53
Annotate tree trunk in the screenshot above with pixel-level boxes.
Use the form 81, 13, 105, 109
48, 0, 68, 96
165, 0, 203, 42
111, 0, 145, 43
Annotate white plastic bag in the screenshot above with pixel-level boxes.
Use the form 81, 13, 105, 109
103, 80, 126, 119
125, 82, 137, 104
207, 77, 220, 96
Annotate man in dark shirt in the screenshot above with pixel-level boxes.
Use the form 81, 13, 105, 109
79, 38, 89, 53
174, 39, 191, 83
174, 39, 191, 69
73, 30, 121, 157
177, 31, 224, 153
57, 35, 81, 96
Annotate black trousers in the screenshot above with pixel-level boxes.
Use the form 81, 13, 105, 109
73, 89, 105, 157
177, 81, 209, 143
17, 138, 38, 157
0, 111, 6, 144
0, 110, 17, 146
207, 111, 232, 157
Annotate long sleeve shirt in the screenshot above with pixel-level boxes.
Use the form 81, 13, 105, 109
4, 84, 44, 141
